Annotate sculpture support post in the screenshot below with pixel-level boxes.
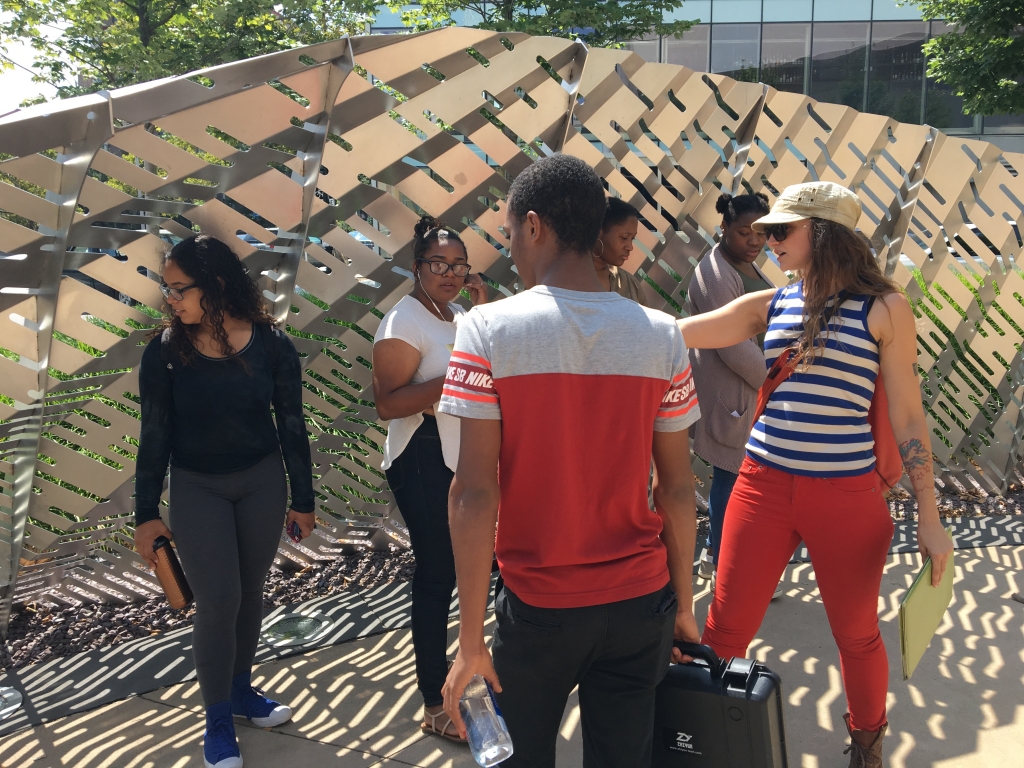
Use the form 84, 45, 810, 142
729, 84, 769, 198
0, 96, 114, 636
270, 42, 354, 324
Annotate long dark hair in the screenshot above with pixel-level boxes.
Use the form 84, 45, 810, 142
797, 219, 899, 368
151, 235, 275, 365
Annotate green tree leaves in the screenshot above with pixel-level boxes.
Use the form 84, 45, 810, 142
912, 0, 1024, 116
1, 0, 694, 105
0, 0, 377, 103
385, 0, 695, 51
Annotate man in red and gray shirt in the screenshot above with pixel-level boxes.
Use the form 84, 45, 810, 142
439, 155, 701, 767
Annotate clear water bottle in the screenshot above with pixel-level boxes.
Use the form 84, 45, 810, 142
459, 674, 513, 766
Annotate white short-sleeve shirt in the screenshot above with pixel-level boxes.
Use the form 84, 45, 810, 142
373, 295, 466, 471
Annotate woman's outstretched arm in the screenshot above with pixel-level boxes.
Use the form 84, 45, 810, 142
872, 291, 952, 586
678, 288, 775, 350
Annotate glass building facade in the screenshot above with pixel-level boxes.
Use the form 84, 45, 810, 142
621, 0, 1023, 145
368, 0, 1023, 147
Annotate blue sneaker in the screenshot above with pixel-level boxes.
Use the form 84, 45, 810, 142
204, 701, 243, 768
231, 671, 292, 728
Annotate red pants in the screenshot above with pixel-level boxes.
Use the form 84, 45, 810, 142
702, 457, 894, 732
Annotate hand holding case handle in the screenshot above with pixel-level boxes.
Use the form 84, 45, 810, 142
655, 642, 789, 767
672, 642, 724, 675
153, 535, 193, 610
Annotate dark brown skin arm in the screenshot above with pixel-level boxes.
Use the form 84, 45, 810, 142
652, 429, 702, 662
442, 418, 503, 737
371, 338, 444, 421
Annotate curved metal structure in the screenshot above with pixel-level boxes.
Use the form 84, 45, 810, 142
1, 28, 1023, 629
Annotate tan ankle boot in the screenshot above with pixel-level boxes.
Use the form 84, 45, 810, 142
843, 712, 887, 768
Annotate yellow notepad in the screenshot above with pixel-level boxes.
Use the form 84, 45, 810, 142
899, 529, 955, 680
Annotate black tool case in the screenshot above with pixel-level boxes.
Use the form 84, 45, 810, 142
652, 643, 788, 768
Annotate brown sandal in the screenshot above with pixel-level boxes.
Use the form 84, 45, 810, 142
421, 708, 468, 744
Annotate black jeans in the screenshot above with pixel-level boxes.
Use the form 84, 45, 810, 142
492, 583, 677, 768
384, 416, 456, 708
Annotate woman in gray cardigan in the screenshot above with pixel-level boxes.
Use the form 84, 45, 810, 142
688, 193, 773, 589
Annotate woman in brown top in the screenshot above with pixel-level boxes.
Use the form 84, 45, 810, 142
593, 197, 650, 305
688, 192, 772, 588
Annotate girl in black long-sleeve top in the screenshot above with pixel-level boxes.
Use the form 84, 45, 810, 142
134, 235, 313, 768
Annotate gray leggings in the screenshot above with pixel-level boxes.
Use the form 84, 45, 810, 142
169, 452, 286, 707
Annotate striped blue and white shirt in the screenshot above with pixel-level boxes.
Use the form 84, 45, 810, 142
745, 282, 880, 477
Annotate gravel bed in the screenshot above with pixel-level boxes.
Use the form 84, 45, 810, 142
0, 550, 414, 672
887, 482, 1024, 519
2, 484, 1021, 673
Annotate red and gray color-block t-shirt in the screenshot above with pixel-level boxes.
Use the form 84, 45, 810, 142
437, 285, 700, 609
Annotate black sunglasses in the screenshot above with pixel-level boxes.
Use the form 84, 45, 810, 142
764, 223, 794, 243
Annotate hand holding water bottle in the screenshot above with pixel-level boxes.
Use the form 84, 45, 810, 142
460, 675, 513, 766
443, 644, 501, 735
443, 645, 512, 765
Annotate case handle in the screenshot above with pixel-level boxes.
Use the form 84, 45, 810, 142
673, 642, 723, 674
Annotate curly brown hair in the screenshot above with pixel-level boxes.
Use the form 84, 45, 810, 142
794, 219, 900, 368
151, 235, 275, 365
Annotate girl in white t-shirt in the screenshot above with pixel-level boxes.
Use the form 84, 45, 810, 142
372, 215, 488, 742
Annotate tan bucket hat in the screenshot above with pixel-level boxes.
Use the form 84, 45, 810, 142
751, 181, 861, 232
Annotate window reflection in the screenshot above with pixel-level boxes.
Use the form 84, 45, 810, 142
810, 22, 870, 110
813, 0, 871, 21
711, 23, 760, 82
711, 0, 762, 23
760, 23, 811, 94
983, 114, 1024, 134
625, 33, 661, 64
666, 25, 710, 71
762, 0, 813, 23
868, 22, 927, 124
921, 22, 974, 131
611, 15, 985, 133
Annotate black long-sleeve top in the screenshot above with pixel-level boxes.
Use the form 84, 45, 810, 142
134, 323, 315, 525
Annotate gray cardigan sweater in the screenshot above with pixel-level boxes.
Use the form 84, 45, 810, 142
687, 246, 774, 473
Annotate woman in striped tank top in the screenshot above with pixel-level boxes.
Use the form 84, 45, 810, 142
678, 182, 952, 768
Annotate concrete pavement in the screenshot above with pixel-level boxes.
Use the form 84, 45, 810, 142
1, 545, 1021, 767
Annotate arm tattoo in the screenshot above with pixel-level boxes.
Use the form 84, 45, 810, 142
899, 438, 932, 487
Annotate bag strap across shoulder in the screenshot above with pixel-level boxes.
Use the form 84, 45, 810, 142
862, 292, 904, 490
752, 290, 849, 422
751, 290, 904, 491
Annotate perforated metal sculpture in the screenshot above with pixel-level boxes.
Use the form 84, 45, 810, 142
1, 29, 1021, 631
